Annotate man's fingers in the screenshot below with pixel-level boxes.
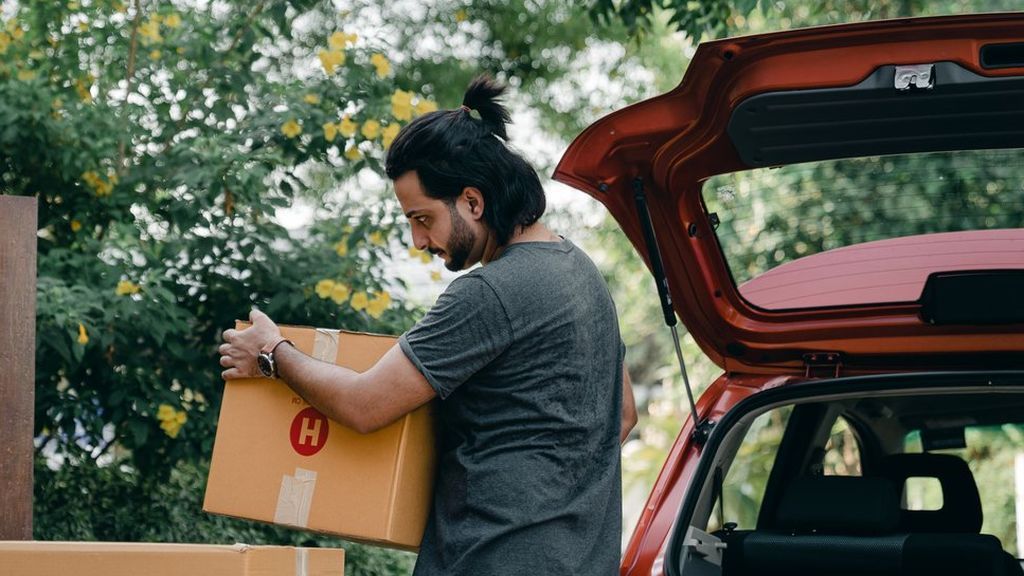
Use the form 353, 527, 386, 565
222, 328, 237, 342
250, 308, 269, 324
222, 367, 244, 380
218, 343, 231, 355
219, 355, 233, 368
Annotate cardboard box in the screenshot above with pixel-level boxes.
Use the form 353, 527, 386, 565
204, 325, 436, 551
0, 541, 343, 576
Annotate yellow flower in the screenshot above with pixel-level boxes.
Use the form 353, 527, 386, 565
82, 170, 114, 196
160, 420, 182, 438
322, 121, 338, 142
157, 404, 176, 421
281, 119, 302, 139
138, 17, 162, 44
70, 219, 82, 232
75, 76, 93, 103
361, 119, 380, 140
366, 299, 386, 318
164, 13, 182, 28
69, 1, 81, 9
414, 98, 438, 116
431, 270, 442, 282
328, 31, 357, 50
338, 115, 357, 138
78, 20, 89, 32
330, 282, 351, 304
350, 291, 369, 311
318, 49, 345, 75
370, 53, 391, 78
344, 146, 362, 161
149, 49, 161, 60
17, 69, 37, 81
9, 24, 24, 41
116, 279, 141, 296
409, 247, 433, 263
365, 291, 391, 319
0, 32, 10, 55
304, 93, 320, 105
28, 49, 44, 59
455, 8, 468, 22
77, 322, 89, 345
157, 404, 187, 438
315, 279, 335, 299
161, 415, 186, 437
368, 230, 385, 246
334, 237, 348, 257
391, 89, 413, 121
382, 123, 401, 149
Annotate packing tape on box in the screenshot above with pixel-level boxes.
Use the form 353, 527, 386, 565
296, 548, 309, 576
274, 467, 318, 528
312, 329, 340, 363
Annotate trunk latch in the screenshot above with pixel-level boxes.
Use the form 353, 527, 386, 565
895, 64, 935, 91
803, 352, 843, 378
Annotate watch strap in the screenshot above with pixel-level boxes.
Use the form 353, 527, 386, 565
260, 337, 294, 355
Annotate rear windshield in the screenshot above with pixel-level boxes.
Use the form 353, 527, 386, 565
702, 148, 1024, 310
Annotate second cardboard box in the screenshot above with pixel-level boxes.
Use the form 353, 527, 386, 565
204, 325, 436, 550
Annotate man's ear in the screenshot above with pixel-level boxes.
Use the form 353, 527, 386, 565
462, 186, 485, 220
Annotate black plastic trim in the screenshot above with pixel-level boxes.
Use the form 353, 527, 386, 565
665, 370, 1024, 576
919, 269, 1024, 325
728, 62, 1024, 168
981, 42, 1024, 70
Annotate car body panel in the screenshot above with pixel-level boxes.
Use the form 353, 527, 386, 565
554, 13, 1024, 373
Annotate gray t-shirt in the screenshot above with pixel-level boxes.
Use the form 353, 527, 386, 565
400, 238, 624, 576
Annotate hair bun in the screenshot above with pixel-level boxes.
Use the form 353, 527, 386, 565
462, 75, 511, 140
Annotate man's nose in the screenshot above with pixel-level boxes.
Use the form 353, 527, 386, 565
410, 228, 429, 251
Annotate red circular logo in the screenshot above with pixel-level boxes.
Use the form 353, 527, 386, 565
289, 407, 329, 456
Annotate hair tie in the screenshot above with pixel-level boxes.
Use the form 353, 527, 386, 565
459, 104, 482, 120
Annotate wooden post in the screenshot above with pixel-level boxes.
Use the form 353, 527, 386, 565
0, 196, 37, 540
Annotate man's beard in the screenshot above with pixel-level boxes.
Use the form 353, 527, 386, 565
440, 202, 476, 271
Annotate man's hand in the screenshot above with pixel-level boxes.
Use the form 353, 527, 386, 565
219, 308, 282, 380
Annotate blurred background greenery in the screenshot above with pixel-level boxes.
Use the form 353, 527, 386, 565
1, 0, 1021, 573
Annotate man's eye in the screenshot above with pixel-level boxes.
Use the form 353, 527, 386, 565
416, 216, 429, 226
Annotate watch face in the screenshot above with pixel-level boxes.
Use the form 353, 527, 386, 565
257, 353, 274, 377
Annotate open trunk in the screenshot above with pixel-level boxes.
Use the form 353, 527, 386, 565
671, 371, 1024, 576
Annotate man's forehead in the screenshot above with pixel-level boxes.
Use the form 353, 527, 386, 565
394, 172, 441, 215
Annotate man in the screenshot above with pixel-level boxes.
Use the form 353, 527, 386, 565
219, 75, 637, 575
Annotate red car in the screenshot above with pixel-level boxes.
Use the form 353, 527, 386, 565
556, 13, 1024, 576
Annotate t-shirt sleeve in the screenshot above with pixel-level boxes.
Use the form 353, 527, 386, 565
399, 275, 513, 400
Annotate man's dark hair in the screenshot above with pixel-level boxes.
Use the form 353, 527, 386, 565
385, 75, 546, 246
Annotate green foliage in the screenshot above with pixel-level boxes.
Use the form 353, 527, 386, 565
589, 0, 1024, 42
2, 2, 436, 572
3, 0, 642, 573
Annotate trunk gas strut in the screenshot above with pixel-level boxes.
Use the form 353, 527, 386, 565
632, 177, 714, 445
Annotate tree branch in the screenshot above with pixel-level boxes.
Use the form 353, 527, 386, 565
118, 0, 143, 175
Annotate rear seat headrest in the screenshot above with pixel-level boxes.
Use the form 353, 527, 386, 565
877, 452, 983, 533
776, 476, 900, 534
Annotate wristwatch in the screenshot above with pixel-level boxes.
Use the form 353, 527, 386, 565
257, 338, 294, 378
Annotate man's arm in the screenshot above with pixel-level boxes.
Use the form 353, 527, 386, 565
220, 310, 435, 434
621, 364, 638, 444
